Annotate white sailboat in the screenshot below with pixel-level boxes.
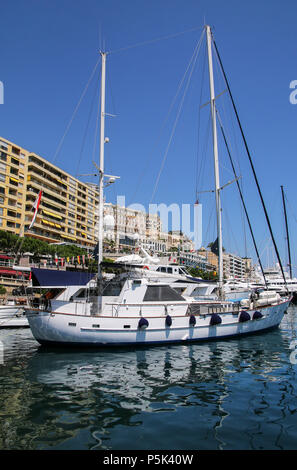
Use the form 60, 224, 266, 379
25, 26, 290, 347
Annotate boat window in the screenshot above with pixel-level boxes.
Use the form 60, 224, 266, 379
143, 285, 185, 302
172, 287, 185, 295
167, 267, 173, 274
31, 288, 64, 299
74, 280, 123, 298
160, 267, 167, 273
75, 288, 97, 298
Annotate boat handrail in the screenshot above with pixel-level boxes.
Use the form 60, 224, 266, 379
105, 301, 189, 306
104, 301, 240, 317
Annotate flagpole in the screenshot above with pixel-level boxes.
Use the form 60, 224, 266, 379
12, 190, 43, 266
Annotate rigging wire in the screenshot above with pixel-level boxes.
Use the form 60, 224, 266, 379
195, 38, 207, 201
51, 56, 101, 165
108, 26, 203, 55
203, 202, 216, 248
216, 109, 268, 287
75, 67, 101, 178
92, 70, 102, 167
149, 31, 204, 204
215, 84, 249, 258
281, 185, 292, 279
223, 206, 240, 255
283, 193, 297, 225
196, 111, 212, 195
212, 32, 287, 289
281, 192, 297, 276
128, 29, 205, 205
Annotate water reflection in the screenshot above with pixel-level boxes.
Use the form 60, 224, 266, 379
0, 308, 297, 450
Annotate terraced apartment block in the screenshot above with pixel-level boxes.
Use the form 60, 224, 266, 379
0, 137, 98, 249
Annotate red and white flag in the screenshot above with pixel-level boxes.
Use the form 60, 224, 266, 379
29, 190, 42, 229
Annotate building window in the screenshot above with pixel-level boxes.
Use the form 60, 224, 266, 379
11, 146, 20, 156
0, 141, 8, 151
10, 167, 18, 176
11, 157, 19, 165
7, 210, 16, 217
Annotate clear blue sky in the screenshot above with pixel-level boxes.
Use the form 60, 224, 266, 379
1, 0, 297, 273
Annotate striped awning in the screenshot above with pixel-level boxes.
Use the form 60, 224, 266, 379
43, 209, 62, 220
61, 234, 76, 241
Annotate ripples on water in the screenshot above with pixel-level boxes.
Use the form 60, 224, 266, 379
0, 307, 297, 450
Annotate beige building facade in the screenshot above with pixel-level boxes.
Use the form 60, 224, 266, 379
0, 137, 98, 249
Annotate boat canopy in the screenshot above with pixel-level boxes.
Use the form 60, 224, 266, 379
30, 268, 95, 287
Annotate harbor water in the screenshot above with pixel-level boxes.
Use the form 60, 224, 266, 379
1, 306, 297, 451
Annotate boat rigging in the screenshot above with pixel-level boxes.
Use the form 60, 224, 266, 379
24, 25, 291, 347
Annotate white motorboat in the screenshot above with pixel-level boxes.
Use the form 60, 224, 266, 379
25, 26, 290, 347
114, 246, 218, 298
262, 266, 297, 296
223, 278, 265, 301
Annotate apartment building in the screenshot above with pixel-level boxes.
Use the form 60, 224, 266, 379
103, 203, 163, 250
223, 252, 249, 279
0, 137, 98, 249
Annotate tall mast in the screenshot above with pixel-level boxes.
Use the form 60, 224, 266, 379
98, 51, 107, 278
205, 25, 223, 295
281, 185, 292, 279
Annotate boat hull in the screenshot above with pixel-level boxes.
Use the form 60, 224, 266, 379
25, 300, 289, 347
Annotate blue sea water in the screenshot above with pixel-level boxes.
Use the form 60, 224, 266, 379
0, 306, 297, 451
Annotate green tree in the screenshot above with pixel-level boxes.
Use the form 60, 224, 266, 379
188, 266, 218, 281
0, 285, 6, 295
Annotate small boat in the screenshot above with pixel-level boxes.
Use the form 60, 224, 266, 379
25, 26, 290, 347
0, 300, 28, 328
